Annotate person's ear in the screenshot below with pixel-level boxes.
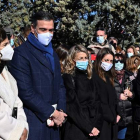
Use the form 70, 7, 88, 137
104, 34, 107, 40
31, 24, 35, 34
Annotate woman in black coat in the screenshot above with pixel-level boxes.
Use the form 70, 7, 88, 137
114, 53, 136, 140
93, 48, 121, 140
126, 55, 140, 140
62, 45, 103, 140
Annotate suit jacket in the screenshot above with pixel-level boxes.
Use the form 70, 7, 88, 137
0, 67, 28, 140
8, 40, 66, 140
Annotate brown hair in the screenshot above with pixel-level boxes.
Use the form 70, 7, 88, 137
116, 46, 122, 53
126, 45, 138, 56
55, 45, 68, 73
94, 48, 115, 85
126, 55, 140, 73
63, 45, 92, 79
24, 25, 31, 38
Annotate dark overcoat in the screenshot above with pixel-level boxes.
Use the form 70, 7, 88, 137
8, 40, 66, 140
92, 71, 121, 140
62, 69, 103, 140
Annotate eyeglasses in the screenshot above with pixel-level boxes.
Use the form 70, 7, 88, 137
115, 60, 124, 63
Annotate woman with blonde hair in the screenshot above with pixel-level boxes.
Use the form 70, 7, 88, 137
126, 55, 140, 80
62, 45, 103, 140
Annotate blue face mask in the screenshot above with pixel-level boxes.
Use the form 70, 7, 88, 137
96, 36, 105, 44
115, 62, 124, 71
127, 53, 133, 58
76, 60, 88, 70
10, 39, 14, 46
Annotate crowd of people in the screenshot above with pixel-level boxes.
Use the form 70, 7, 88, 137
0, 11, 140, 140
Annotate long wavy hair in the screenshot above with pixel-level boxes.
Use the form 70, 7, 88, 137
126, 55, 140, 73
94, 48, 115, 85
126, 45, 138, 56
63, 45, 92, 79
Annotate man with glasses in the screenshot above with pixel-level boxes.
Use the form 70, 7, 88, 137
8, 11, 67, 140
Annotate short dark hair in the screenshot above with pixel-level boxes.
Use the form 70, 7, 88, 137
96, 27, 107, 35
108, 37, 118, 44
0, 28, 7, 43
31, 11, 54, 27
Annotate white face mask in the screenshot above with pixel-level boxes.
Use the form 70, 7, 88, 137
101, 61, 113, 71
0, 44, 14, 61
36, 31, 53, 46
127, 52, 133, 58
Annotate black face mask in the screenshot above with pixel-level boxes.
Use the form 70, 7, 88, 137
0, 61, 6, 73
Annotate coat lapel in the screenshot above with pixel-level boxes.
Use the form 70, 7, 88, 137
26, 41, 54, 74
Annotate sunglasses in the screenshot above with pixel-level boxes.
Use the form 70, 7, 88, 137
115, 60, 124, 63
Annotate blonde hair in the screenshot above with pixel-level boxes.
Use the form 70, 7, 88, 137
63, 45, 92, 79
126, 55, 140, 73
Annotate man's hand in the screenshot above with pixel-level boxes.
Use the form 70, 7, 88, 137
89, 127, 100, 137
20, 128, 28, 140
52, 110, 67, 126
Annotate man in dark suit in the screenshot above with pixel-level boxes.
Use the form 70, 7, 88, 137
8, 11, 67, 140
